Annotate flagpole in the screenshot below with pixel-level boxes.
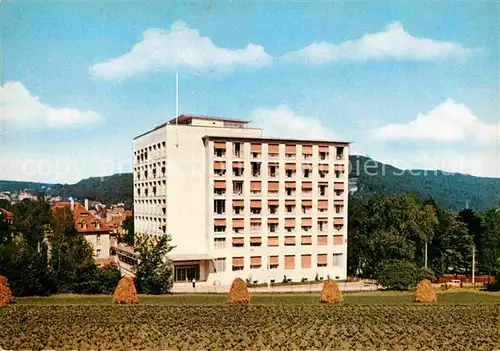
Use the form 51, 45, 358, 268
175, 73, 179, 147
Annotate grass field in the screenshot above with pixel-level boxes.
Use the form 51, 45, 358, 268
2, 291, 499, 350
12, 290, 500, 305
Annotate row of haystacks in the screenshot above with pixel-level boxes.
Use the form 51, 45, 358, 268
0, 275, 13, 307
111, 276, 436, 305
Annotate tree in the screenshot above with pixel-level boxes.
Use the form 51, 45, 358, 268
135, 235, 174, 294
11, 196, 51, 246
429, 210, 472, 276
478, 208, 500, 275
121, 216, 134, 245
347, 197, 370, 276
49, 207, 98, 293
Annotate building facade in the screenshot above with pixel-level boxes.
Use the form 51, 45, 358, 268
133, 115, 349, 285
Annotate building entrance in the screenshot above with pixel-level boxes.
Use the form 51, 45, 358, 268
174, 265, 200, 282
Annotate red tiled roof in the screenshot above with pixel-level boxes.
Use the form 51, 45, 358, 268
0, 208, 13, 219
52, 202, 110, 233
168, 114, 249, 125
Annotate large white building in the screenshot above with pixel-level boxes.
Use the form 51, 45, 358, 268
133, 115, 349, 286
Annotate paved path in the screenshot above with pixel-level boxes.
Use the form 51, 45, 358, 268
172, 281, 379, 294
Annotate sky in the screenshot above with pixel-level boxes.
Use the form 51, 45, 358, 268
1, 1, 499, 183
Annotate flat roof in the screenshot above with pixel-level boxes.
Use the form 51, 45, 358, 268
168, 114, 250, 125
203, 135, 350, 146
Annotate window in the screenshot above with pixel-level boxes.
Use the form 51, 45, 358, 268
250, 221, 262, 233
250, 256, 262, 269
285, 255, 295, 270
214, 238, 226, 249
214, 161, 226, 176
268, 181, 279, 195
284, 236, 296, 246
233, 181, 243, 195
303, 168, 311, 178
333, 253, 343, 267
269, 255, 279, 269
268, 164, 279, 177
251, 162, 261, 177
214, 200, 225, 215
96, 249, 101, 257
317, 254, 327, 267
250, 237, 262, 247
214, 142, 226, 157
301, 254, 312, 268
232, 257, 244, 271
268, 223, 278, 233
251, 144, 262, 159
318, 184, 328, 196
319, 151, 328, 160
233, 162, 244, 176
250, 181, 261, 195
269, 205, 278, 214
268, 237, 279, 247
318, 220, 328, 232
96, 235, 101, 245
268, 144, 279, 158
215, 258, 226, 272
336, 147, 344, 160
232, 237, 244, 247
233, 143, 242, 157
318, 235, 328, 245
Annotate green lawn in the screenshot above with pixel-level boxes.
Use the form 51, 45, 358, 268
13, 290, 500, 305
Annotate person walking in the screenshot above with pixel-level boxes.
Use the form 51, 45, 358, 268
192, 278, 196, 289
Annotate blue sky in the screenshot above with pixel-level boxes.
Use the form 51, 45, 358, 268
1, 1, 499, 183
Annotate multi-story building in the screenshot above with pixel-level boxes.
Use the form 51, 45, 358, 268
133, 115, 349, 286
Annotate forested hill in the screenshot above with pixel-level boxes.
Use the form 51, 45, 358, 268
350, 155, 500, 211
1, 156, 499, 211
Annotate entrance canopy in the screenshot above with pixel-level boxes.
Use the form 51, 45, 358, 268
167, 254, 214, 262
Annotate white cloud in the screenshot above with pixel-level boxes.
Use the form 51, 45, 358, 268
372, 99, 499, 145
91, 21, 271, 79
284, 22, 477, 63
250, 105, 340, 140
1, 81, 102, 128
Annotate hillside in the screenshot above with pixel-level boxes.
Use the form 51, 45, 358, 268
1, 156, 499, 211
350, 155, 500, 211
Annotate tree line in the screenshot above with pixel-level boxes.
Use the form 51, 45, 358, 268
348, 193, 500, 289
0, 197, 173, 296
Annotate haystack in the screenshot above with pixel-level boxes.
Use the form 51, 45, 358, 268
414, 279, 436, 303
227, 278, 250, 304
0, 275, 13, 307
0, 275, 8, 287
113, 276, 139, 304
320, 280, 343, 304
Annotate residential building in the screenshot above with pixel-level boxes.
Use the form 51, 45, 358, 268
52, 201, 113, 265
133, 114, 349, 285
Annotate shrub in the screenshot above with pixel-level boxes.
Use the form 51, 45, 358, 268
414, 279, 436, 303
228, 278, 250, 304
96, 265, 121, 294
375, 260, 418, 291
417, 267, 436, 282
485, 271, 500, 292
113, 276, 139, 304
320, 280, 343, 304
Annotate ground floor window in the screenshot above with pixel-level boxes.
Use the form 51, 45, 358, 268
174, 265, 200, 282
